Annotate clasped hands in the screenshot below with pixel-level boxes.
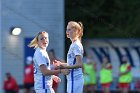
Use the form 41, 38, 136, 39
53, 60, 70, 75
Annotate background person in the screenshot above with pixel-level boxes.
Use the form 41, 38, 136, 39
3, 72, 19, 93
119, 55, 132, 93
23, 56, 34, 93
83, 53, 96, 93
100, 57, 112, 93
135, 78, 140, 92
48, 49, 65, 93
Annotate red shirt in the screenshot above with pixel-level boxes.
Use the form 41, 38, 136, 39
23, 64, 34, 84
3, 77, 19, 93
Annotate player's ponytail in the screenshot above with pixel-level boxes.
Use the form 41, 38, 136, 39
77, 22, 83, 41
28, 37, 38, 49
28, 32, 40, 49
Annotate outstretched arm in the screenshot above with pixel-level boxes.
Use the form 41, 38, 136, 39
40, 64, 61, 76
60, 55, 83, 69
53, 60, 67, 67
40, 64, 69, 76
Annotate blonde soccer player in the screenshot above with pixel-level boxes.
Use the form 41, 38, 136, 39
28, 31, 69, 93
54, 21, 84, 93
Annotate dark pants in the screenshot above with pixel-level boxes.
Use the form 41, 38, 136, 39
5, 90, 16, 93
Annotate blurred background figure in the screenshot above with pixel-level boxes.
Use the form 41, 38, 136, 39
100, 57, 112, 93
48, 49, 65, 93
83, 53, 96, 93
135, 78, 140, 92
118, 55, 132, 93
23, 56, 34, 93
3, 72, 19, 93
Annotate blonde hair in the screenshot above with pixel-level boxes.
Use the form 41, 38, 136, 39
68, 21, 84, 41
28, 31, 48, 49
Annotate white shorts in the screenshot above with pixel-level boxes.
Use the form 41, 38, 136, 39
67, 78, 84, 93
35, 88, 55, 93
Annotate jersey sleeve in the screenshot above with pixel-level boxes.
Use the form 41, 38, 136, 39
35, 50, 48, 66
73, 44, 82, 56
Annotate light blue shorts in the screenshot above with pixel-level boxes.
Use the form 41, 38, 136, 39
35, 88, 55, 93
67, 78, 84, 93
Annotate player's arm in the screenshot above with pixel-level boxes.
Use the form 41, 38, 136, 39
53, 60, 67, 67
60, 62, 67, 66
36, 52, 61, 75
120, 65, 131, 75
61, 55, 83, 69
40, 64, 69, 76
40, 64, 61, 76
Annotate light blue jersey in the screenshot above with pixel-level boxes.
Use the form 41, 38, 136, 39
33, 47, 53, 91
67, 40, 84, 93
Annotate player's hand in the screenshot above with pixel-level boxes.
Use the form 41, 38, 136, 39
60, 64, 68, 69
61, 69, 70, 75
53, 60, 61, 67
52, 75, 61, 83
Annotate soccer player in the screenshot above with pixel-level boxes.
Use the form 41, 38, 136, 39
28, 31, 69, 93
54, 21, 84, 93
